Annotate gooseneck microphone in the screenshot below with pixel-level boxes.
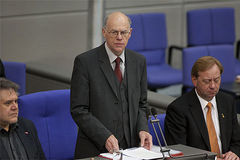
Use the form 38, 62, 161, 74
149, 108, 170, 159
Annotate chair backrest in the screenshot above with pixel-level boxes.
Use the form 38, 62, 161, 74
18, 89, 78, 160
187, 7, 235, 46
127, 13, 167, 65
148, 114, 166, 146
183, 45, 235, 87
3, 61, 26, 96
184, 7, 236, 89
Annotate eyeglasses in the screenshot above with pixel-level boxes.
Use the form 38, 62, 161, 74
106, 29, 130, 38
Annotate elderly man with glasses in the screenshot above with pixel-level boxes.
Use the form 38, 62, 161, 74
70, 11, 152, 159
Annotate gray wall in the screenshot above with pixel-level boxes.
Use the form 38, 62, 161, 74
1, 0, 240, 93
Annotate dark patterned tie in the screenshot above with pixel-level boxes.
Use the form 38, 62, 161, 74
114, 57, 122, 83
206, 102, 220, 157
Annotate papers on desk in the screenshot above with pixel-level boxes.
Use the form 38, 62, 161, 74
99, 145, 183, 160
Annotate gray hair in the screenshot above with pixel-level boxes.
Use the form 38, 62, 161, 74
0, 78, 19, 93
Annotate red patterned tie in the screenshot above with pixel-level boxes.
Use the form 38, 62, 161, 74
206, 102, 220, 157
114, 57, 122, 83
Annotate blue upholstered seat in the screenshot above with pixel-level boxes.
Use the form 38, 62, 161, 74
3, 61, 26, 95
183, 45, 235, 90
148, 114, 166, 146
187, 7, 240, 76
127, 13, 182, 90
18, 89, 78, 160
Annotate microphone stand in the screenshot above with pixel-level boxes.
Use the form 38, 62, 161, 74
150, 108, 213, 160
150, 116, 170, 159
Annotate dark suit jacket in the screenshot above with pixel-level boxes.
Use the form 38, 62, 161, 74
0, 117, 46, 159
0, 59, 6, 77
165, 89, 240, 156
70, 43, 149, 158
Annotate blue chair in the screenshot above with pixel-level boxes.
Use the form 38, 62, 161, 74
182, 45, 235, 92
18, 89, 78, 160
187, 7, 240, 76
127, 13, 182, 90
148, 113, 166, 146
3, 61, 26, 95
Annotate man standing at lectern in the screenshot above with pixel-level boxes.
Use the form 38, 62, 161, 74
165, 56, 240, 160
71, 12, 152, 159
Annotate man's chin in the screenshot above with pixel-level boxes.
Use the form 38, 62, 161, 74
113, 47, 124, 53
10, 118, 18, 124
206, 94, 216, 100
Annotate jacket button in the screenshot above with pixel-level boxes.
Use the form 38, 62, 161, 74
114, 102, 119, 104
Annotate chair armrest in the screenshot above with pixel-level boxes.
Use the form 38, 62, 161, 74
168, 45, 184, 65
147, 90, 176, 111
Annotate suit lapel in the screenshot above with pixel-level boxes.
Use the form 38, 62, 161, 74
98, 44, 118, 98
0, 138, 9, 158
125, 50, 136, 97
16, 125, 33, 158
125, 50, 137, 136
189, 90, 211, 150
216, 93, 227, 151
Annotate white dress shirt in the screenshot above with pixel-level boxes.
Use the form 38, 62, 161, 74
105, 43, 125, 77
195, 89, 222, 154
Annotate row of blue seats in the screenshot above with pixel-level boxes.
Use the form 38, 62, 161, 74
5, 7, 240, 95
126, 7, 240, 92
18, 89, 165, 160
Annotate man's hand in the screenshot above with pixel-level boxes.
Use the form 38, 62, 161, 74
139, 131, 152, 150
105, 135, 119, 154
217, 151, 240, 160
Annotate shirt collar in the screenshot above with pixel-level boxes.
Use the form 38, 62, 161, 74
105, 42, 125, 64
0, 122, 18, 133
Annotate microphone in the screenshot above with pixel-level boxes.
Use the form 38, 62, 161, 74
149, 108, 170, 159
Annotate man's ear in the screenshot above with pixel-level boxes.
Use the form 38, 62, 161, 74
102, 28, 106, 38
128, 28, 132, 38
192, 76, 197, 87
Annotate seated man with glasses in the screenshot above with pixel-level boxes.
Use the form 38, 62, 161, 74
71, 11, 152, 159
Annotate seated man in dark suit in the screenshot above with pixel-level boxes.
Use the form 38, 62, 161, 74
0, 78, 45, 159
165, 56, 240, 160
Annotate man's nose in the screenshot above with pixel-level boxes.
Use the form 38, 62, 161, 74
116, 32, 123, 39
11, 102, 18, 109
209, 81, 216, 88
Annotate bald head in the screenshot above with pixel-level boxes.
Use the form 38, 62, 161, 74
102, 11, 132, 56
103, 12, 131, 29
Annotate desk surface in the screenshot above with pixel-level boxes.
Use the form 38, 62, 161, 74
79, 144, 216, 160
168, 144, 216, 160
